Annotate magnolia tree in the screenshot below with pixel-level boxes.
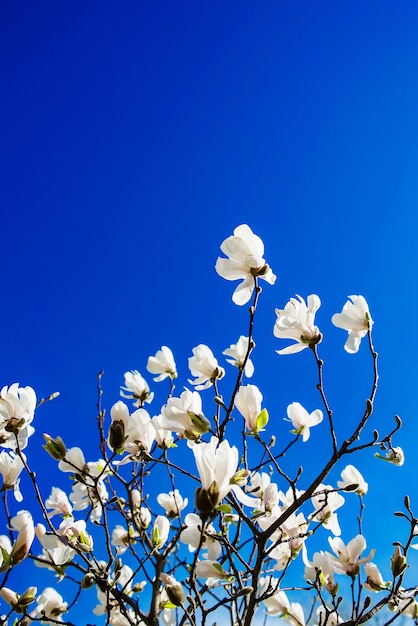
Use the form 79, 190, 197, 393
0, 224, 416, 626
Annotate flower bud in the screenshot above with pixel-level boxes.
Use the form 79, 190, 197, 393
81, 573, 96, 589
109, 420, 125, 453
195, 483, 219, 517
17, 586, 37, 608
161, 573, 185, 607
391, 546, 408, 577
43, 434, 67, 461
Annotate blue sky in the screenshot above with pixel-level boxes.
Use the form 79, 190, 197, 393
2, 0, 418, 621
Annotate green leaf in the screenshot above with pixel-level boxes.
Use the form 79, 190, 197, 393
216, 504, 232, 514
255, 408, 269, 432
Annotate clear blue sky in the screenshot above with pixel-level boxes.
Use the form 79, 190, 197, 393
2, 0, 418, 621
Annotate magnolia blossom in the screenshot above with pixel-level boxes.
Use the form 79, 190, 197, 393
188, 344, 225, 390
160, 573, 185, 608
234, 384, 264, 433
152, 416, 175, 449
316, 607, 342, 626
156, 389, 210, 440
147, 346, 177, 382
0, 586, 37, 611
41, 518, 93, 554
31, 587, 68, 623
35, 523, 76, 568
152, 515, 170, 548
10, 510, 35, 565
119, 408, 156, 462
195, 559, 231, 586
180, 513, 222, 561
286, 402, 323, 442
223, 336, 254, 377
111, 524, 139, 555
274, 295, 321, 355
337, 465, 368, 496
192, 436, 238, 514
70, 478, 108, 523
260, 578, 290, 616
311, 484, 345, 536
0, 383, 36, 450
0, 450, 25, 502
389, 590, 418, 619
364, 562, 390, 592
58, 446, 86, 473
120, 370, 153, 406
260, 581, 305, 626
303, 547, 337, 593
381, 446, 405, 466
332, 295, 372, 354
0, 535, 12, 569
215, 224, 276, 305
157, 489, 188, 517
328, 534, 374, 576
45, 487, 73, 518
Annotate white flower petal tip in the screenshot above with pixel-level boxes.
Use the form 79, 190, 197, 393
332, 295, 373, 354
215, 225, 276, 305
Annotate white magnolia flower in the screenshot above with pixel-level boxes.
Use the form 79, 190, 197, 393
215, 224, 276, 305
152, 416, 175, 449
274, 295, 321, 355
332, 296, 373, 354
156, 389, 210, 440
376, 446, 405, 466
111, 524, 139, 555
234, 384, 264, 433
311, 485, 345, 536
195, 559, 231, 585
316, 607, 342, 626
121, 370, 153, 406
260, 578, 290, 616
180, 513, 221, 561
0, 450, 25, 501
157, 489, 188, 517
0, 535, 12, 568
223, 336, 254, 377
152, 515, 170, 549
364, 562, 390, 592
389, 589, 418, 618
286, 402, 323, 442
0, 586, 37, 610
31, 587, 68, 623
147, 346, 177, 382
192, 436, 238, 514
337, 465, 368, 496
328, 534, 375, 576
10, 510, 35, 565
41, 518, 93, 554
188, 344, 225, 390
58, 447, 86, 473
70, 478, 108, 523
0, 383, 36, 450
122, 408, 156, 461
45, 487, 73, 518
303, 547, 337, 593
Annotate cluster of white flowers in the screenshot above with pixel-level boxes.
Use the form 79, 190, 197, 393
0, 225, 409, 626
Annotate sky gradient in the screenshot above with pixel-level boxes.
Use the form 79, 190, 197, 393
2, 1, 418, 622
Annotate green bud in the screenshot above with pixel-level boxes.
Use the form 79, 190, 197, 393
391, 546, 408, 577
164, 581, 185, 607
43, 434, 67, 461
